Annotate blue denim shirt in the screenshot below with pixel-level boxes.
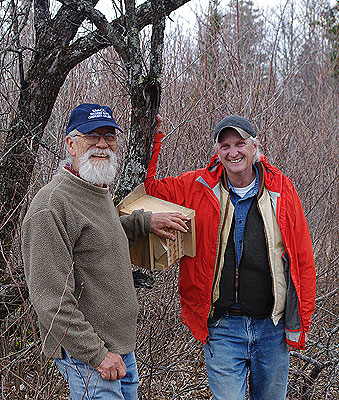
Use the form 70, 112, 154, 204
226, 166, 259, 267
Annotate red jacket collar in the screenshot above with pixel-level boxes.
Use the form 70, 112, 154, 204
199, 154, 223, 189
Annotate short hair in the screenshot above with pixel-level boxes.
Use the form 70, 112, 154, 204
249, 136, 261, 164
67, 129, 79, 138
59, 129, 79, 169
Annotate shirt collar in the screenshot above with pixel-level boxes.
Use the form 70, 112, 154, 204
64, 163, 81, 178
227, 165, 259, 201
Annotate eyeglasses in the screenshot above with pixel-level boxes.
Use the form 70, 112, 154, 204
72, 132, 118, 145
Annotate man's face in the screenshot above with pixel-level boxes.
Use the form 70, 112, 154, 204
66, 126, 118, 185
66, 126, 117, 167
216, 129, 257, 180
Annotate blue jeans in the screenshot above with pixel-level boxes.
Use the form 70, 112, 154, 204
54, 350, 139, 400
204, 314, 289, 400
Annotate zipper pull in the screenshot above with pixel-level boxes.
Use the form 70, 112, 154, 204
210, 306, 215, 318
235, 271, 239, 302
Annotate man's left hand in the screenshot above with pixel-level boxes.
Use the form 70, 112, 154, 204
96, 352, 126, 380
151, 212, 189, 241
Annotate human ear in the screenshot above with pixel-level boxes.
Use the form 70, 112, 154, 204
65, 136, 76, 157
252, 140, 258, 154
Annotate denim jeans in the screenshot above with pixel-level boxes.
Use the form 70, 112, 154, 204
203, 314, 289, 400
54, 350, 139, 400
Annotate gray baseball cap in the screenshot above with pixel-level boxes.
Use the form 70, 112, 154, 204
213, 115, 256, 142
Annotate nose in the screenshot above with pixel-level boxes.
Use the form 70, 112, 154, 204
96, 135, 108, 148
228, 146, 238, 157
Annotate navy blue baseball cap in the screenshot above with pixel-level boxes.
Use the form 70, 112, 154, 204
66, 103, 123, 135
213, 115, 256, 143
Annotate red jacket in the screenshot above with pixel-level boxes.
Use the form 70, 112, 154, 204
145, 133, 316, 350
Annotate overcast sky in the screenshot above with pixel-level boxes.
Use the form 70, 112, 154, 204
166, 0, 282, 28
96, 0, 286, 21
96, 0, 335, 32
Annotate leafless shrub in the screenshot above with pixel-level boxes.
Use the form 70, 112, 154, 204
1, 0, 338, 399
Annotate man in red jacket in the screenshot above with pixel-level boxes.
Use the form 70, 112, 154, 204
145, 115, 316, 400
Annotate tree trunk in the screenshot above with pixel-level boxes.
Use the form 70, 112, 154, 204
115, 0, 165, 201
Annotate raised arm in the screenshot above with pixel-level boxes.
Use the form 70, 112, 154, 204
144, 115, 188, 205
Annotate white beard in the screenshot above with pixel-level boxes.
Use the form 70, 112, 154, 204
78, 147, 118, 185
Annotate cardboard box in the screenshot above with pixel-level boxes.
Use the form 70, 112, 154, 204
117, 184, 196, 271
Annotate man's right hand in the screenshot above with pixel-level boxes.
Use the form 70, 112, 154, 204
155, 114, 162, 134
96, 352, 127, 380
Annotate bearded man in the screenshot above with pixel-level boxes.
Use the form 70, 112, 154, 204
22, 103, 188, 400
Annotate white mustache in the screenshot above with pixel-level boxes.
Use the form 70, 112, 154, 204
84, 147, 113, 160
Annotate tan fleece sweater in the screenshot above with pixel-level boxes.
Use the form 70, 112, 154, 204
22, 168, 151, 367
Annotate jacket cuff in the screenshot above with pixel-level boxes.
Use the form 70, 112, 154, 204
89, 346, 108, 368
144, 211, 152, 234
154, 132, 164, 143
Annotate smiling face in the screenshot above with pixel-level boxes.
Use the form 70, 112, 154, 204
66, 126, 117, 170
216, 128, 257, 187
66, 126, 118, 186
